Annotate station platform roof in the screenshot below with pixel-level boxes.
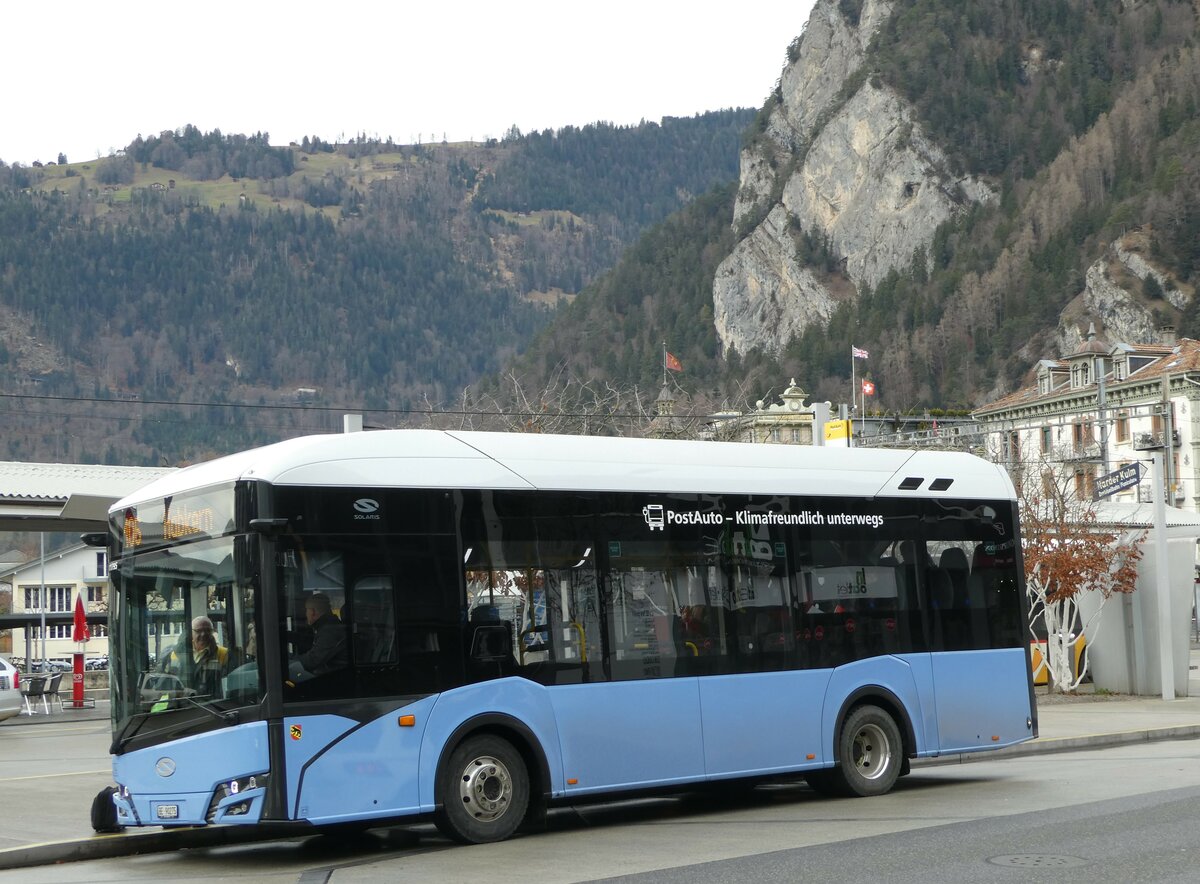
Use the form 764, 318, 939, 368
0, 462, 175, 532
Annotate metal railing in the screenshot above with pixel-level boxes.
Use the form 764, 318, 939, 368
1055, 441, 1102, 462
1133, 430, 1181, 450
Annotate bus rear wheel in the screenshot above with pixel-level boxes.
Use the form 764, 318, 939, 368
435, 734, 529, 844
811, 704, 903, 798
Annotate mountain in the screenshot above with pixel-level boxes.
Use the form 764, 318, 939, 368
0, 112, 753, 464
6, 0, 1200, 464
512, 0, 1200, 412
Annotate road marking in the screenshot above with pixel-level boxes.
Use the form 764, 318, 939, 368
0, 768, 109, 783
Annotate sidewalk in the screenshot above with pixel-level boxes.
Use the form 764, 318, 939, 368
1, 696, 110, 725
955, 645, 1200, 761
1, 650, 1199, 870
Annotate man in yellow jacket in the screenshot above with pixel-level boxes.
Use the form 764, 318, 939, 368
162, 615, 230, 697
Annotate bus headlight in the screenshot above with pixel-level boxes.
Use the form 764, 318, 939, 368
209, 773, 269, 821
221, 772, 268, 800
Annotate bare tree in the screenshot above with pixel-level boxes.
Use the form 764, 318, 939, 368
415, 364, 751, 440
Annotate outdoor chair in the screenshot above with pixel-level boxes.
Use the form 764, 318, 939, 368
20, 675, 49, 715
44, 671, 63, 710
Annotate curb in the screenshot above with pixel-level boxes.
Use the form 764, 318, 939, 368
0, 823, 307, 871
913, 724, 1200, 767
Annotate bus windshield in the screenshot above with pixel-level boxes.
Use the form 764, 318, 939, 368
110, 536, 262, 745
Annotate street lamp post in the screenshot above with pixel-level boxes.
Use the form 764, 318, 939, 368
39, 534, 46, 667
1150, 450, 1175, 700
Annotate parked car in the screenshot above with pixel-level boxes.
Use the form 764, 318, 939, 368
28, 660, 70, 674
85, 655, 108, 671
0, 656, 20, 722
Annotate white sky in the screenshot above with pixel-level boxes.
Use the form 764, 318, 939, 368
2, 1, 816, 166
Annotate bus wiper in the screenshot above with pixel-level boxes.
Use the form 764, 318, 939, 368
114, 698, 238, 753
173, 693, 241, 725
114, 711, 153, 754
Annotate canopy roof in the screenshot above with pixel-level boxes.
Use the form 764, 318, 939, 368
0, 462, 175, 532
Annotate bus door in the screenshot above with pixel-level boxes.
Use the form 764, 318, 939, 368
276, 532, 463, 822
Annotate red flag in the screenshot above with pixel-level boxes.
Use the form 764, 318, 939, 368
665, 351, 683, 372
72, 593, 90, 643
862, 380, 876, 396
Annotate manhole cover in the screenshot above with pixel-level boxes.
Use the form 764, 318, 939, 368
988, 855, 1088, 868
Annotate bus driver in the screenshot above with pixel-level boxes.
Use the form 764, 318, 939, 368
291, 593, 348, 679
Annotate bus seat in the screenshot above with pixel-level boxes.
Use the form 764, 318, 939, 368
939, 548, 970, 606
469, 622, 517, 679
939, 546, 970, 574
754, 609, 789, 656
927, 566, 955, 610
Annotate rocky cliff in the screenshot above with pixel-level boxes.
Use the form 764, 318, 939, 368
1056, 228, 1195, 356
715, 0, 995, 356
504, 0, 1200, 413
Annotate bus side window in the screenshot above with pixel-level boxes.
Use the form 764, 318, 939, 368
608, 568, 683, 680
351, 576, 397, 665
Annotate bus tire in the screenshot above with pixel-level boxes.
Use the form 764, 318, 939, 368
803, 769, 838, 796
435, 734, 529, 844
829, 704, 902, 797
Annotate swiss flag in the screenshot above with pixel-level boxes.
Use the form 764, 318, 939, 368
665, 351, 683, 372
862, 380, 876, 396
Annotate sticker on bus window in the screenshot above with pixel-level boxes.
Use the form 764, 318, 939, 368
290, 724, 303, 741
803, 567, 899, 602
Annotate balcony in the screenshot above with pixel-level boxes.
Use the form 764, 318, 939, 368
1137, 483, 1187, 503
1056, 441, 1103, 463
1132, 430, 1181, 450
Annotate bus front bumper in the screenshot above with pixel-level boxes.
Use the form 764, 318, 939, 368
113, 779, 269, 827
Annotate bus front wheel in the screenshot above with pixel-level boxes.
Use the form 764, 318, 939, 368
435, 734, 530, 844
823, 704, 903, 798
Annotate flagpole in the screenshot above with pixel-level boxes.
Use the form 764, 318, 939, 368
662, 341, 667, 386
850, 349, 856, 448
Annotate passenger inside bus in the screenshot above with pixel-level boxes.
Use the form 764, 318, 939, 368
161, 615, 231, 697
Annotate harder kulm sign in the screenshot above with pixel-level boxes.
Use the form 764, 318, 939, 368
1094, 462, 1143, 500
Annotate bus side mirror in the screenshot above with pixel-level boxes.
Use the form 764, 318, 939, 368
249, 518, 290, 537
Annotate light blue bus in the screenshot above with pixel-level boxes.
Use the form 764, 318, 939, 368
99, 430, 1036, 843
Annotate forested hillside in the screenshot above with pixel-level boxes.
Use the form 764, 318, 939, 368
0, 110, 753, 464
498, 183, 740, 398
514, 0, 1200, 412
